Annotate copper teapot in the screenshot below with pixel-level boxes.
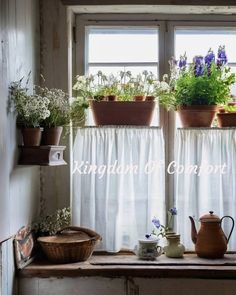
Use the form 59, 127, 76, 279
189, 211, 234, 259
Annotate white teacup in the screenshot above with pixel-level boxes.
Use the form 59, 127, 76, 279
135, 238, 162, 260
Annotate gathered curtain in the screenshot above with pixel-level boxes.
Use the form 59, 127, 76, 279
175, 128, 236, 251
72, 127, 165, 252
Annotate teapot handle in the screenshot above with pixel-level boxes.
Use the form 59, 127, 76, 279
220, 216, 235, 244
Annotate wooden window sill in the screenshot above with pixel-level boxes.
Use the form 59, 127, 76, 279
18, 253, 236, 279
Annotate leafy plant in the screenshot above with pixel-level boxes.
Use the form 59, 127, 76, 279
160, 46, 236, 110
70, 97, 89, 127
32, 207, 71, 236
73, 70, 169, 102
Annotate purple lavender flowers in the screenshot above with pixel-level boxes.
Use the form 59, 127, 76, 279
179, 53, 187, 69
193, 56, 204, 77
217, 45, 228, 67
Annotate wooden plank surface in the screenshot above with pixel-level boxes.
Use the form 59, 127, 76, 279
19, 254, 236, 279
61, 0, 236, 6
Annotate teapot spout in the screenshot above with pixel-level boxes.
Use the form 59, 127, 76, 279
189, 216, 197, 244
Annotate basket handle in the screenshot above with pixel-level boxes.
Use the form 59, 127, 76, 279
58, 226, 102, 241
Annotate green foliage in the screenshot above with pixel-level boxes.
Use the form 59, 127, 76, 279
174, 64, 235, 107
70, 97, 89, 127
159, 48, 236, 110
32, 207, 71, 236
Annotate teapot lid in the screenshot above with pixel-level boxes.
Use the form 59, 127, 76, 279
200, 211, 220, 223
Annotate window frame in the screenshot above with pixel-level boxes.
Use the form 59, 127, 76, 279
75, 13, 236, 220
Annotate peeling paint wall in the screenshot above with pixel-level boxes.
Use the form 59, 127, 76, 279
0, 0, 40, 293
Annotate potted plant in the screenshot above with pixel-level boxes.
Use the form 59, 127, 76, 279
9, 78, 50, 146
103, 74, 120, 101
73, 70, 169, 126
217, 101, 236, 127
159, 46, 236, 127
32, 207, 71, 237
37, 86, 71, 145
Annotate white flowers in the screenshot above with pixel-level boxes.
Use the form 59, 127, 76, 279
10, 79, 70, 128
36, 86, 70, 127
10, 80, 51, 128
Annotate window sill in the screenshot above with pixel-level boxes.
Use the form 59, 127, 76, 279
18, 253, 236, 279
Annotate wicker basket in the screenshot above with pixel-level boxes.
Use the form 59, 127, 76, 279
37, 226, 102, 264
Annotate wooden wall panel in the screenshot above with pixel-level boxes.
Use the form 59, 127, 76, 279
61, 0, 236, 6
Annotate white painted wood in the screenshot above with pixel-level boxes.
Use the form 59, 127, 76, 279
71, 5, 236, 15
0, 0, 40, 294
0, 0, 40, 241
1, 239, 18, 295
19, 277, 125, 295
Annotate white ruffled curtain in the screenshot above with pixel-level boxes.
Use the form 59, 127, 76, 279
72, 127, 165, 252
175, 128, 236, 251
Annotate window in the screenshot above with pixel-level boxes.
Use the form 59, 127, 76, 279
74, 15, 236, 252
86, 27, 159, 76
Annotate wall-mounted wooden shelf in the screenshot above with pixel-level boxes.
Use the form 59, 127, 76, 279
18, 146, 67, 166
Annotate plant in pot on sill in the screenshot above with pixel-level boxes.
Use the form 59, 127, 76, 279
145, 207, 185, 258
217, 100, 236, 127
9, 78, 50, 146
159, 46, 236, 127
73, 70, 166, 126
36, 86, 71, 145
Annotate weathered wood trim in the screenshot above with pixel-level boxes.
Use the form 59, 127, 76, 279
19, 254, 236, 279
61, 0, 236, 6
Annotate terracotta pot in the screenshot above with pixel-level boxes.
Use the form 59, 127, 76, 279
90, 101, 155, 126
177, 105, 218, 127
133, 95, 145, 102
107, 95, 117, 101
21, 128, 42, 146
41, 127, 63, 146
145, 96, 155, 101
94, 95, 106, 101
217, 113, 236, 127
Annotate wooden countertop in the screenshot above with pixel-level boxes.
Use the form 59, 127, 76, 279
19, 253, 236, 279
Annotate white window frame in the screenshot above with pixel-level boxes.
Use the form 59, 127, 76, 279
75, 13, 236, 217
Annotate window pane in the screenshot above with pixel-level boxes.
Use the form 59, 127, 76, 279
175, 29, 236, 63
87, 28, 159, 63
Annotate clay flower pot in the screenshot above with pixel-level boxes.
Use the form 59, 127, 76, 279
133, 95, 145, 102
177, 105, 218, 127
107, 95, 117, 101
90, 101, 155, 126
21, 127, 42, 146
145, 96, 155, 102
217, 113, 236, 127
41, 127, 63, 146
